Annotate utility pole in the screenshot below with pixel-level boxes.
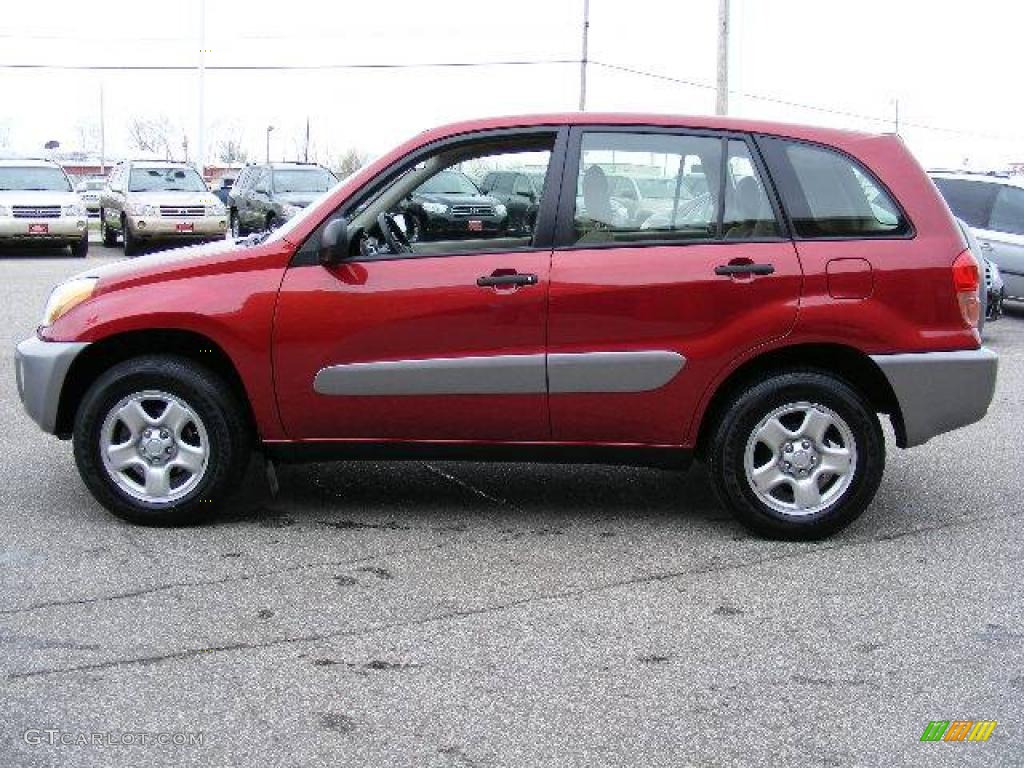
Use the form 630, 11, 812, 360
197, 0, 207, 176
266, 125, 274, 163
99, 81, 106, 174
304, 117, 310, 163
894, 98, 900, 135
715, 0, 730, 116
578, 0, 590, 111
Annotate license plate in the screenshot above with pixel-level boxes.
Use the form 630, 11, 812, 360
176, 222, 194, 233
28, 223, 48, 234
467, 220, 483, 232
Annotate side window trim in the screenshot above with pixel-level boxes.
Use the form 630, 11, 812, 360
754, 133, 915, 241
553, 126, 788, 250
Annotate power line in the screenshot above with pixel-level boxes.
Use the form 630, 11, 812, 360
0, 58, 577, 72
592, 61, 1024, 143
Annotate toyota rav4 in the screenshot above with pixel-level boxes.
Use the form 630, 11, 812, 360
14, 114, 998, 539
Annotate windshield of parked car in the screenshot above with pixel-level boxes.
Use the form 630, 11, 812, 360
129, 167, 207, 193
417, 170, 480, 196
273, 168, 336, 194
0, 166, 72, 192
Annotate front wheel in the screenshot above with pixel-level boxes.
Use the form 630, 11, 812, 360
100, 210, 118, 246
73, 356, 251, 525
707, 371, 884, 540
69, 231, 89, 258
122, 218, 140, 256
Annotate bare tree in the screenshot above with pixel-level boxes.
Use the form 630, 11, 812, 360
126, 115, 179, 160
327, 148, 369, 179
210, 120, 249, 164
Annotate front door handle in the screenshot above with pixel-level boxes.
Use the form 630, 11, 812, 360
476, 272, 539, 288
714, 262, 775, 276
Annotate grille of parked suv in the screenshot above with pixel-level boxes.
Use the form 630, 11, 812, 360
13, 206, 61, 219
450, 204, 495, 217
159, 206, 206, 218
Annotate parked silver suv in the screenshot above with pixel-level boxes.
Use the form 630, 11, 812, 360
0, 159, 89, 257
931, 171, 1024, 301
99, 160, 227, 255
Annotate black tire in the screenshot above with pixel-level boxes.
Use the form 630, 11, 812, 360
100, 210, 118, 247
70, 231, 89, 258
73, 355, 251, 526
707, 370, 885, 540
265, 214, 277, 232
230, 209, 242, 238
122, 217, 140, 256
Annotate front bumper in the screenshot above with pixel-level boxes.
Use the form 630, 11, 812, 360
0, 217, 88, 242
14, 336, 89, 435
127, 215, 227, 239
872, 347, 998, 448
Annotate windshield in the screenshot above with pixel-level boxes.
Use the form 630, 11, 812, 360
0, 166, 72, 192
129, 167, 207, 193
636, 177, 686, 199
417, 170, 480, 196
273, 168, 335, 194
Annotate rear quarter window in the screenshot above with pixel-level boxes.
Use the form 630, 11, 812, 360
760, 137, 910, 239
932, 177, 997, 230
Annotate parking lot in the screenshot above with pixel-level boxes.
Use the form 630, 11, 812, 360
1, 238, 1022, 766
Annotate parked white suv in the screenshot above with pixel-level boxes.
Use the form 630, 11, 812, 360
931, 171, 1024, 301
0, 159, 89, 257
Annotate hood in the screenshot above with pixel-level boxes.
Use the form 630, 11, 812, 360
0, 190, 82, 206
125, 190, 222, 207
413, 192, 499, 207
67, 237, 256, 292
275, 192, 319, 207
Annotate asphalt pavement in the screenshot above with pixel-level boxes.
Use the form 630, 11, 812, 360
1, 234, 1021, 767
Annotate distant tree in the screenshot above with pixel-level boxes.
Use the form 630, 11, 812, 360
211, 120, 249, 164
328, 148, 369, 179
127, 115, 178, 159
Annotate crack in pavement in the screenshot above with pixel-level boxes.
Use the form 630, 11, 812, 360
9, 508, 1017, 682
421, 462, 523, 512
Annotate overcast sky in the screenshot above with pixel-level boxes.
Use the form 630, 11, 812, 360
1, 0, 1022, 170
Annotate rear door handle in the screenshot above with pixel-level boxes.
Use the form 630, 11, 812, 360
476, 272, 538, 288
714, 263, 775, 276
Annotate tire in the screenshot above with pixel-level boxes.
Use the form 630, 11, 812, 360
707, 370, 885, 540
70, 231, 89, 258
122, 217, 140, 256
265, 214, 277, 232
72, 355, 251, 525
100, 210, 118, 247
230, 209, 242, 238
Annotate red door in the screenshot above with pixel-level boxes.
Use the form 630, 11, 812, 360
273, 251, 551, 442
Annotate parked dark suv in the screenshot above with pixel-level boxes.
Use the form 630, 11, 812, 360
398, 169, 508, 242
479, 170, 545, 234
228, 162, 336, 236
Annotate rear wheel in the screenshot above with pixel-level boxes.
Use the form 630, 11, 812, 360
100, 210, 118, 246
73, 356, 251, 525
707, 371, 884, 540
70, 231, 89, 258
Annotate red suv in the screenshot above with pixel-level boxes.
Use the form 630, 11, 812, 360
14, 114, 998, 539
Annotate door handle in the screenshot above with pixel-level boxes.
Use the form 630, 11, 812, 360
476, 272, 539, 288
714, 262, 775, 276
979, 241, 993, 251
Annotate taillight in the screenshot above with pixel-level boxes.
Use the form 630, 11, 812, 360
952, 249, 981, 328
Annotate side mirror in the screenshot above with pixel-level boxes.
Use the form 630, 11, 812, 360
319, 216, 350, 265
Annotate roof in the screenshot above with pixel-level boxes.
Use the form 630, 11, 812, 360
413, 112, 880, 146
930, 170, 1024, 189
0, 157, 62, 167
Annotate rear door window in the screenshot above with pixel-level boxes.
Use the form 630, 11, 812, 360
932, 177, 997, 230
988, 184, 1024, 236
760, 137, 910, 238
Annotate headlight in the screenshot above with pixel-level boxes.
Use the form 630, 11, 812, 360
41, 277, 98, 327
494, 203, 507, 218
127, 202, 158, 216
207, 202, 226, 216
0, 204, 10, 217
421, 202, 447, 215
62, 203, 86, 217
